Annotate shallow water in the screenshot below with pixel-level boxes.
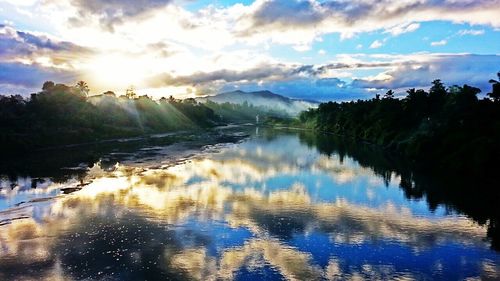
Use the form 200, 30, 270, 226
0, 127, 499, 280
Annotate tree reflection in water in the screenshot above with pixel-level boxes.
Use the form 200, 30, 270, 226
0, 128, 499, 280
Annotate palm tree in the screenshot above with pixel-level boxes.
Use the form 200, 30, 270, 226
76, 81, 90, 97
487, 72, 500, 102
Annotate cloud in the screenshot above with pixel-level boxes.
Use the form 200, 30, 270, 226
292, 44, 311, 52
370, 40, 384, 49
245, 0, 322, 29
352, 54, 500, 93
0, 24, 85, 94
2, 0, 37, 5
43, 0, 500, 52
145, 41, 178, 58
384, 22, 420, 36
6, 0, 500, 53
234, 0, 500, 46
0, 62, 77, 88
458, 29, 485, 36
66, 0, 174, 32
145, 59, 404, 100
142, 54, 499, 100
144, 60, 394, 100
150, 64, 292, 88
147, 60, 398, 88
430, 39, 447, 46
0, 23, 90, 95
0, 24, 93, 67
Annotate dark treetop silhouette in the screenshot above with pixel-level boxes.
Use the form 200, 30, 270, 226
297, 77, 500, 178
0, 81, 284, 151
1, 76, 500, 178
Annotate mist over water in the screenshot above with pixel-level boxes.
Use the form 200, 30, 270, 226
0, 127, 499, 280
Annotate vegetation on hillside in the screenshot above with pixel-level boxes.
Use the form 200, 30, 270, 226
0, 82, 271, 151
298, 75, 500, 175
204, 100, 288, 122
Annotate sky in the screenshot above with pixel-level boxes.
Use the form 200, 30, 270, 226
0, 0, 499, 101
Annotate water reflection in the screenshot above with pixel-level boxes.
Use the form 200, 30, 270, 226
0, 129, 499, 280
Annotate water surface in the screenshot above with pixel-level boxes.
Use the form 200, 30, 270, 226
1, 128, 499, 280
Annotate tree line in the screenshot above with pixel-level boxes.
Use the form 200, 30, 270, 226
297, 74, 500, 176
0, 81, 272, 151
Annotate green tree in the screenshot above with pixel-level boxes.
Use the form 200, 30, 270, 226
430, 79, 447, 96
125, 86, 137, 99
428, 79, 447, 113
42, 81, 55, 91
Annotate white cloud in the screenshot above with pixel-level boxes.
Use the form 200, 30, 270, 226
39, 0, 500, 52
230, 0, 500, 47
431, 40, 447, 46
5, 1, 500, 48
370, 40, 384, 49
0, 0, 37, 6
293, 44, 311, 52
352, 54, 500, 93
0, 24, 93, 69
458, 29, 485, 36
385, 22, 420, 36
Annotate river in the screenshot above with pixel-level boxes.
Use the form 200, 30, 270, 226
0, 126, 499, 280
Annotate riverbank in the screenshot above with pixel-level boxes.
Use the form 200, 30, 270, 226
267, 90, 500, 179
0, 125, 252, 182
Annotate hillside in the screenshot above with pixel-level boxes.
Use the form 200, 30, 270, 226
198, 90, 318, 116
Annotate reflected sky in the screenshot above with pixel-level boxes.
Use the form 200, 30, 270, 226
0, 130, 499, 280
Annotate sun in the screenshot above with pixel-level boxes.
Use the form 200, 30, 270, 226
84, 54, 150, 92
81, 53, 198, 98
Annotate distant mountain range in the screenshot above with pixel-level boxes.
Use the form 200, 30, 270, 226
197, 90, 319, 115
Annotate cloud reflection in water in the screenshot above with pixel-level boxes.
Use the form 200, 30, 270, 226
0, 133, 499, 280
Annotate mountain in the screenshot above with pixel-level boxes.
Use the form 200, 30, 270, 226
197, 90, 319, 115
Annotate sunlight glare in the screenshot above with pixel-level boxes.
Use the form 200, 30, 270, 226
85, 54, 149, 92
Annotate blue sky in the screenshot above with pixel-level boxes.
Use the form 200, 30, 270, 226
0, 0, 499, 100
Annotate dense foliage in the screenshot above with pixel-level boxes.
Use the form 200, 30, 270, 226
204, 100, 288, 123
0, 83, 211, 150
298, 76, 500, 175
0, 82, 268, 151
